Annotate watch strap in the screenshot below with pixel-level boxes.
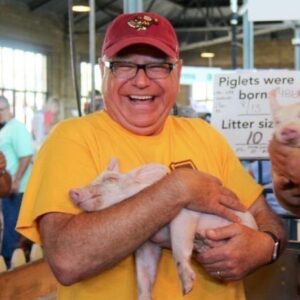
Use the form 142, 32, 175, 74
262, 230, 280, 264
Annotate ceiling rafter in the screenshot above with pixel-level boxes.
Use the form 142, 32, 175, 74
28, 0, 53, 11
7, 0, 292, 52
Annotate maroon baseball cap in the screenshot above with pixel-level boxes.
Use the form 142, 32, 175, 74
102, 12, 179, 59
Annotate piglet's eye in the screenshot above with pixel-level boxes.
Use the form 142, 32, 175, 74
102, 173, 120, 183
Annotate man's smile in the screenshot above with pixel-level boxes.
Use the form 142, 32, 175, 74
129, 95, 155, 102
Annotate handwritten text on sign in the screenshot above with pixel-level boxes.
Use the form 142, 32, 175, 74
211, 70, 300, 159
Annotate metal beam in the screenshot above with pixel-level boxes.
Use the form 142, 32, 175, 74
123, 0, 143, 13
180, 23, 290, 51
176, 26, 230, 32
292, 23, 300, 70
28, 0, 51, 11
242, 0, 253, 69
89, 0, 96, 111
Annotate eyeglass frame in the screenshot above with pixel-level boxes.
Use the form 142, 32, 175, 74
103, 60, 178, 80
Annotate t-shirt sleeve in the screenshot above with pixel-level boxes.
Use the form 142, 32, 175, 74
16, 119, 101, 244
214, 130, 263, 208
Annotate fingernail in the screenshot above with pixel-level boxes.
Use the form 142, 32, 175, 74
207, 229, 216, 237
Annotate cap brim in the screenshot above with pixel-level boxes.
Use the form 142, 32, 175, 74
104, 37, 177, 59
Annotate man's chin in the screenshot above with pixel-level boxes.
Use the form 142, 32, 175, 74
123, 120, 163, 136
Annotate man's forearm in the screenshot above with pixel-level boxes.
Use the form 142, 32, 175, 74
40, 174, 186, 285
40, 168, 250, 285
15, 156, 32, 182
250, 195, 287, 255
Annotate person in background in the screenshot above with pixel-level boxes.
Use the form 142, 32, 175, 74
17, 13, 286, 300
269, 137, 300, 215
84, 90, 104, 114
0, 95, 34, 268
31, 97, 60, 150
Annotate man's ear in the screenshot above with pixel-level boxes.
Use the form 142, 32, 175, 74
99, 57, 104, 76
176, 59, 183, 92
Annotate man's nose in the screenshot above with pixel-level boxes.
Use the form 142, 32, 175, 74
132, 67, 151, 87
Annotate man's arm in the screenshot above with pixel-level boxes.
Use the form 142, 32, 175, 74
195, 195, 287, 281
39, 168, 246, 286
12, 155, 32, 193
0, 151, 6, 170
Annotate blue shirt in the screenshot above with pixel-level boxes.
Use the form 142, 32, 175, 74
0, 118, 34, 193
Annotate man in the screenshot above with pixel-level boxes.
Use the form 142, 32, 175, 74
17, 13, 286, 300
269, 137, 300, 215
32, 97, 60, 150
0, 95, 34, 268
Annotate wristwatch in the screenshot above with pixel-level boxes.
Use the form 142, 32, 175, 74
263, 231, 280, 264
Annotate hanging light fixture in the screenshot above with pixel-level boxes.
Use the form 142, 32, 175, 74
200, 52, 215, 67
72, 0, 90, 12
200, 52, 215, 59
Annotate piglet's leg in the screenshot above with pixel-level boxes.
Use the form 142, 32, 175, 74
135, 241, 161, 300
170, 209, 198, 295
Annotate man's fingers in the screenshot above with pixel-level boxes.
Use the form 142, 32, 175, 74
196, 243, 226, 264
221, 189, 247, 212
202, 238, 226, 248
205, 224, 237, 241
215, 207, 241, 223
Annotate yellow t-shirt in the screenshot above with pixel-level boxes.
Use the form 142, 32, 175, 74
17, 111, 263, 300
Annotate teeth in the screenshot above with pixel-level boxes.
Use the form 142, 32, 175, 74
130, 95, 153, 100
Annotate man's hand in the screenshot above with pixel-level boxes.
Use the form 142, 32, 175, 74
171, 168, 246, 223
11, 178, 21, 194
269, 137, 300, 214
269, 136, 300, 184
272, 173, 300, 214
193, 224, 273, 281
0, 151, 6, 170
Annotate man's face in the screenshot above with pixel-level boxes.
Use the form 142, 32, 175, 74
101, 45, 182, 136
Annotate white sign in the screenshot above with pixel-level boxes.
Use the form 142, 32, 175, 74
180, 66, 221, 85
248, 0, 300, 21
211, 70, 300, 159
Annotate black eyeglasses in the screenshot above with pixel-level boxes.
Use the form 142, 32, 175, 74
104, 61, 177, 80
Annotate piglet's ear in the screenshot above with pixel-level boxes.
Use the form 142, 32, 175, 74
268, 88, 281, 115
107, 157, 119, 172
131, 164, 168, 186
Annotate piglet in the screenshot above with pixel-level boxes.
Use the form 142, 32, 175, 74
69, 159, 257, 300
269, 89, 300, 147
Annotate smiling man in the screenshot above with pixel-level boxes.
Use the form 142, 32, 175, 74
17, 12, 286, 300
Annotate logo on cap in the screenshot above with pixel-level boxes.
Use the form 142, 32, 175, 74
127, 15, 158, 31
